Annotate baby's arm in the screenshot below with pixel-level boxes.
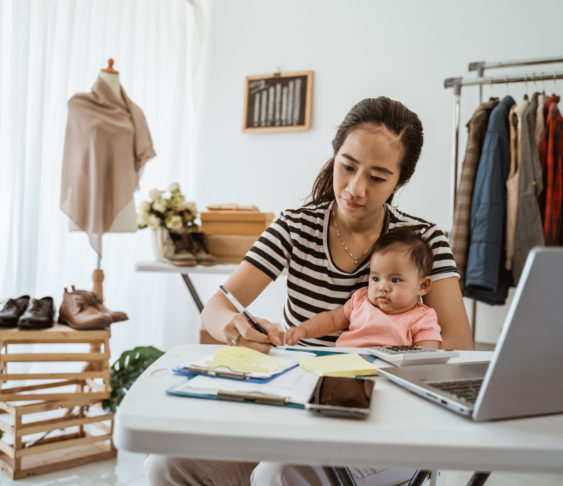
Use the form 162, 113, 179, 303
285, 307, 349, 345
413, 339, 440, 349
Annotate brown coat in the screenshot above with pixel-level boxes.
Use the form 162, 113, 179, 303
60, 76, 155, 255
450, 98, 499, 284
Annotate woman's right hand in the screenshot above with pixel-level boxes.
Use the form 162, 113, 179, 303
224, 313, 284, 353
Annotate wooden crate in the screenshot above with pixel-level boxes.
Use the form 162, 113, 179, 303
0, 325, 116, 479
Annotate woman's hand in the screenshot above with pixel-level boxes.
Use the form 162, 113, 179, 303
224, 313, 284, 353
284, 325, 306, 345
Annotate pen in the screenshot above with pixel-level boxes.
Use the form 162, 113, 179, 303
219, 285, 270, 338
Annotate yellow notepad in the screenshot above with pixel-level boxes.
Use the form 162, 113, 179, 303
204, 346, 284, 373
299, 353, 379, 377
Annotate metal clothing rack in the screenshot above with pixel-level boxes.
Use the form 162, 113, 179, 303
444, 56, 563, 344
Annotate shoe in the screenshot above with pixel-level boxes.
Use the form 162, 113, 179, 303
190, 232, 216, 266
70, 286, 128, 323
58, 288, 112, 330
17, 297, 55, 329
0, 295, 30, 327
164, 231, 197, 267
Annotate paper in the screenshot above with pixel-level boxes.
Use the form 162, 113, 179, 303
171, 366, 319, 405
175, 347, 316, 380
299, 353, 379, 377
204, 346, 283, 373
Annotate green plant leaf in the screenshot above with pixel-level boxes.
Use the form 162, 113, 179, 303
103, 345, 164, 413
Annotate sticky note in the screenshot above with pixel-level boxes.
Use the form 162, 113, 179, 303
204, 346, 283, 373
299, 353, 379, 377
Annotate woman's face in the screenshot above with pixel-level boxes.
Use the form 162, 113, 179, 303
333, 124, 403, 221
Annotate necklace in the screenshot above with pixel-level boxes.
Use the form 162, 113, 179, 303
331, 209, 374, 265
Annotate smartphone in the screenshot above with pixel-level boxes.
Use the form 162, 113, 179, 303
306, 376, 375, 419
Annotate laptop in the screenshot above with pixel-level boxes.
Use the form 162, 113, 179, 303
379, 247, 563, 421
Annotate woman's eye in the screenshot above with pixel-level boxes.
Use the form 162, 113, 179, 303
370, 175, 385, 182
342, 164, 354, 172
391, 277, 400, 283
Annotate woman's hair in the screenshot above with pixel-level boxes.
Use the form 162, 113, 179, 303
371, 228, 433, 277
307, 97, 423, 206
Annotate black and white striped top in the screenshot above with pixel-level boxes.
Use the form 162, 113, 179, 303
244, 200, 458, 346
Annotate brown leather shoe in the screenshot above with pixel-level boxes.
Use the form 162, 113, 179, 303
70, 286, 128, 323
58, 288, 112, 330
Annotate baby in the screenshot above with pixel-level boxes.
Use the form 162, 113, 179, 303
285, 228, 441, 348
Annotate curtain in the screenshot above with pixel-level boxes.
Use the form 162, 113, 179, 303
0, 0, 204, 361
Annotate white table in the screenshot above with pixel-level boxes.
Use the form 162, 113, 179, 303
114, 345, 563, 474
135, 261, 237, 312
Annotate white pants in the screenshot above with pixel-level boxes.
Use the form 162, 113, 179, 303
144, 456, 415, 486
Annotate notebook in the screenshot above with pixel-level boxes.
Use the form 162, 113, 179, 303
379, 247, 563, 422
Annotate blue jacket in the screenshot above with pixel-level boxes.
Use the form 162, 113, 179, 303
464, 96, 515, 304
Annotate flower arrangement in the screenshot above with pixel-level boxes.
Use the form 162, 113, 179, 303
137, 183, 199, 232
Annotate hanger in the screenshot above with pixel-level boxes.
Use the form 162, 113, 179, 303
101, 58, 119, 74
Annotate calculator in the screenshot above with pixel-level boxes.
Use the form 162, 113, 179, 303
369, 345, 459, 366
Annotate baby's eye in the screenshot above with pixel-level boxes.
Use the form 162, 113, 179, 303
372, 276, 379, 282
391, 277, 401, 283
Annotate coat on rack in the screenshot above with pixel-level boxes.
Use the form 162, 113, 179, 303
464, 96, 515, 305
450, 98, 499, 285
512, 92, 545, 284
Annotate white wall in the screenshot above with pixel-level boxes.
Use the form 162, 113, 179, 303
180, 0, 563, 345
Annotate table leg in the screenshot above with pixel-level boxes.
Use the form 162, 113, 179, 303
181, 274, 204, 313
466, 472, 490, 486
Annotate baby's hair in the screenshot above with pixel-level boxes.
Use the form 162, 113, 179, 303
371, 228, 433, 277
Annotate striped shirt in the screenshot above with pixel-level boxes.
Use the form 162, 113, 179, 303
244, 200, 459, 346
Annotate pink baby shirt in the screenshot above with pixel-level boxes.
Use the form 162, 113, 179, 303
336, 287, 441, 347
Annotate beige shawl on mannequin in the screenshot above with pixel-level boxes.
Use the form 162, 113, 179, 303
61, 76, 155, 255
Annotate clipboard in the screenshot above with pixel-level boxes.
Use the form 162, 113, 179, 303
172, 348, 315, 383
167, 366, 320, 409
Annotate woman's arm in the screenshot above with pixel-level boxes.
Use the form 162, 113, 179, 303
201, 261, 284, 353
285, 307, 348, 345
422, 276, 473, 350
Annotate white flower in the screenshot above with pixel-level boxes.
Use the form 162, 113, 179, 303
149, 189, 163, 201
171, 194, 186, 210
152, 200, 167, 213
136, 211, 147, 226
147, 214, 161, 228
166, 215, 183, 231
168, 182, 180, 193
186, 201, 197, 215
140, 200, 150, 212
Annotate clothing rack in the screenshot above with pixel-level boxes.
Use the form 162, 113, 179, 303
443, 56, 563, 343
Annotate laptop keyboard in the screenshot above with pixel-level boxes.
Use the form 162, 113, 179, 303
426, 378, 483, 404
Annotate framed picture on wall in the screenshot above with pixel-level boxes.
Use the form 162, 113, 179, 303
243, 70, 313, 133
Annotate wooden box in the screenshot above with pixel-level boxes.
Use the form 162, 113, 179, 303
0, 325, 116, 479
200, 211, 275, 236
206, 234, 258, 263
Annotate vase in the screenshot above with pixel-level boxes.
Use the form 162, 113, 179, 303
151, 226, 167, 262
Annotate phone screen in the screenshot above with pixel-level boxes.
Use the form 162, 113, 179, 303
307, 376, 375, 419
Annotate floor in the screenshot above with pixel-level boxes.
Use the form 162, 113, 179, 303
0, 451, 562, 486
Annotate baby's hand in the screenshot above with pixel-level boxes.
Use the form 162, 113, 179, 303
284, 326, 306, 345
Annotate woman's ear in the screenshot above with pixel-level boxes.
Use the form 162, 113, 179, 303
418, 276, 432, 296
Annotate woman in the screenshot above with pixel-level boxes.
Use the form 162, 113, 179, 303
146, 97, 472, 486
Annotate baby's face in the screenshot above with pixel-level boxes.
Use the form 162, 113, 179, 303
367, 248, 428, 315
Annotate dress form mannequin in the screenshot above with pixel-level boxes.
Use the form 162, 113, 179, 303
67, 59, 138, 298
68, 59, 138, 235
